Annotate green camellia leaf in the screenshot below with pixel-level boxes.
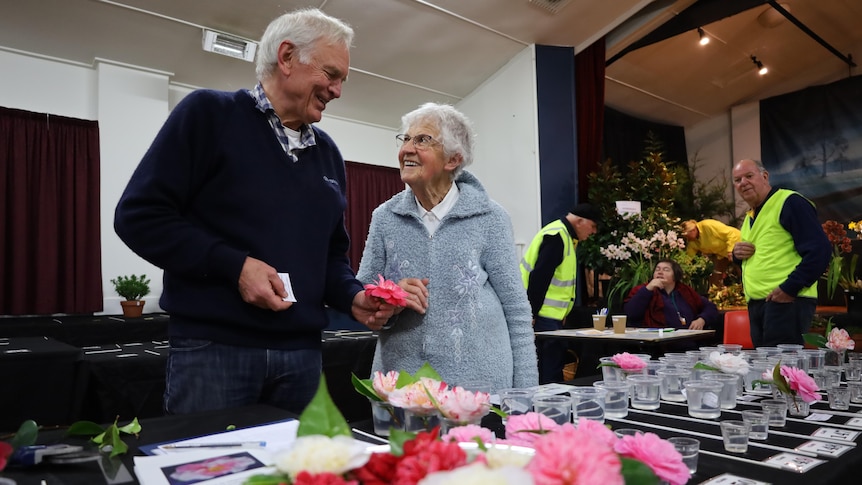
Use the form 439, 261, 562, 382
387, 428, 416, 457
412, 362, 443, 381
9, 420, 38, 450
243, 474, 291, 484
105, 425, 127, 458
118, 418, 141, 436
489, 406, 507, 419
395, 371, 416, 388
296, 375, 351, 438
620, 456, 660, 485
694, 362, 720, 372
772, 363, 792, 396
351, 373, 382, 401
67, 420, 106, 437
802, 333, 827, 349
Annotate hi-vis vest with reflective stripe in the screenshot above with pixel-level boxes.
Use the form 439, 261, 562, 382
739, 189, 818, 301
520, 220, 577, 320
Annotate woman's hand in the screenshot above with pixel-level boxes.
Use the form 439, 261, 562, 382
689, 317, 706, 330
397, 277, 430, 314
645, 276, 668, 291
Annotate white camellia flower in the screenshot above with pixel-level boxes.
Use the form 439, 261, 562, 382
275, 435, 370, 478
709, 351, 750, 375
418, 462, 534, 485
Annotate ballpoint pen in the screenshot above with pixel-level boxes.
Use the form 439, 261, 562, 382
160, 441, 266, 449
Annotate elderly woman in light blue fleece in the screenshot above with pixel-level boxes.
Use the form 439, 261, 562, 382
357, 102, 538, 391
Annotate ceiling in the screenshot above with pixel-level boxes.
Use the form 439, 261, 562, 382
0, 0, 859, 129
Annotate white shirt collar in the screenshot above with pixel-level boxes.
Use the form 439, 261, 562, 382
415, 181, 459, 236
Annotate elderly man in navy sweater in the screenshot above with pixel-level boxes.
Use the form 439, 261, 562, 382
114, 8, 394, 415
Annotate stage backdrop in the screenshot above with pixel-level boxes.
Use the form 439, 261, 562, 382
760, 75, 862, 223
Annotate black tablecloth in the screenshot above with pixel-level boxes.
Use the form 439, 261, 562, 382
0, 337, 82, 432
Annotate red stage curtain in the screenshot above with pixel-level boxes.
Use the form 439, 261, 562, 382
0, 107, 103, 315
344, 161, 404, 273
575, 37, 606, 202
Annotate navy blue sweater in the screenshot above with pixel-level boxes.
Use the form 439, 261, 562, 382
114, 89, 362, 349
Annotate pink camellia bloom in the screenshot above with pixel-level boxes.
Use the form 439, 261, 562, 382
371, 370, 399, 400
505, 412, 562, 448
611, 352, 647, 372
574, 418, 618, 448
364, 274, 409, 307
827, 327, 856, 352
436, 386, 491, 422
441, 424, 495, 444
526, 423, 624, 485
780, 365, 821, 403
387, 377, 447, 414
614, 432, 689, 485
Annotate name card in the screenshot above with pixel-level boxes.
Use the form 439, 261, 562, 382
795, 440, 853, 457
763, 452, 825, 473
811, 427, 860, 442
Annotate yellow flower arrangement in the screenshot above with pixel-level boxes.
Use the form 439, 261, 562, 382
849, 220, 862, 239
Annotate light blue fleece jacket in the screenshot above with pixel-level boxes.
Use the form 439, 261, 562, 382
357, 171, 539, 391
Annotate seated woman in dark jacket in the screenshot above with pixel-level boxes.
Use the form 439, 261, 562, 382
624, 259, 718, 330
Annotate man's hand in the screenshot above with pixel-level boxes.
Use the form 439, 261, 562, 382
397, 277, 430, 314
689, 317, 706, 330
733, 242, 756, 261
238, 256, 293, 311
766, 287, 795, 303
352, 291, 396, 331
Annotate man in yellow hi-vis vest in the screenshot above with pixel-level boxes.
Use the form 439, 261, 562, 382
521, 203, 599, 383
731, 159, 830, 347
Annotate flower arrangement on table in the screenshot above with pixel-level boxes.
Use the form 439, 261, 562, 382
804, 323, 856, 353
822, 220, 861, 299
757, 363, 821, 415
707, 283, 746, 309
245, 372, 689, 485
849, 220, 862, 239
598, 352, 649, 381
694, 351, 750, 376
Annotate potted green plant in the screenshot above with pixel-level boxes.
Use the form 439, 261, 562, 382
111, 274, 151, 318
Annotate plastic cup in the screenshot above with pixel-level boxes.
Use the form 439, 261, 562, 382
702, 373, 740, 409
799, 349, 826, 374
499, 388, 535, 424
829, 384, 851, 411
845, 359, 862, 381
684, 380, 722, 419
612, 315, 627, 334
668, 437, 699, 474
592, 314, 607, 331
718, 344, 743, 355
720, 420, 751, 453
614, 428, 642, 438
570, 386, 607, 422
848, 381, 862, 403
740, 409, 769, 440
760, 398, 788, 427
457, 381, 492, 394
594, 380, 630, 418
657, 368, 690, 402
532, 394, 572, 425
627, 375, 661, 410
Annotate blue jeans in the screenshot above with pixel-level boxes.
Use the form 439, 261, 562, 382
748, 298, 816, 347
534, 316, 566, 384
164, 338, 322, 415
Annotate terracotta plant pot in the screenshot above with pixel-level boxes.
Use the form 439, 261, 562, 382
120, 300, 145, 318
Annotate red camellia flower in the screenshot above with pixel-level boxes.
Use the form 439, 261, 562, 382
0, 441, 13, 471
293, 471, 358, 485
350, 452, 399, 485
364, 274, 409, 307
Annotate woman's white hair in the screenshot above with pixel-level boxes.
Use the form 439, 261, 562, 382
401, 102, 475, 178
255, 8, 354, 81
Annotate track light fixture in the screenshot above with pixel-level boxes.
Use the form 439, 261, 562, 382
697, 27, 710, 46
751, 55, 768, 75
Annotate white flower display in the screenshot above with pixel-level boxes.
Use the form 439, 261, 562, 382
275, 435, 370, 479
708, 351, 750, 375
418, 462, 534, 485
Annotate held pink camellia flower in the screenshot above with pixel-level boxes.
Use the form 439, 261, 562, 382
614, 432, 690, 485
611, 352, 647, 372
827, 327, 856, 352
436, 386, 492, 422
780, 365, 821, 403
526, 423, 624, 485
371, 370, 399, 400
364, 274, 409, 307
504, 412, 562, 448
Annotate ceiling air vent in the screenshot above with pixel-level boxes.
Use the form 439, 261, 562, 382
529, 0, 572, 14
202, 30, 257, 62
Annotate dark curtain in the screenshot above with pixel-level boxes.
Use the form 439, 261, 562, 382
344, 161, 404, 273
0, 106, 102, 315
575, 37, 606, 203
603, 106, 688, 168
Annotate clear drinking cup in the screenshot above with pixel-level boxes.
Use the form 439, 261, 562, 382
532, 394, 572, 425
499, 388, 535, 424
845, 359, 862, 381
627, 375, 661, 410
594, 380, 630, 419
702, 373, 740, 409
657, 368, 690, 402
828, 384, 851, 411
668, 437, 700, 474
369, 399, 402, 436
720, 420, 751, 453
740, 409, 769, 440
760, 398, 788, 427
570, 386, 607, 422
848, 381, 862, 403
684, 380, 722, 419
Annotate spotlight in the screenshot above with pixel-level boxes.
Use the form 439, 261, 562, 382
697, 27, 710, 46
751, 55, 768, 75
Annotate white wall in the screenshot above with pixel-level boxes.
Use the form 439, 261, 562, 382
458, 45, 541, 253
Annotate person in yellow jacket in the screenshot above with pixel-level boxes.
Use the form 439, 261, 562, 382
521, 203, 599, 383
681, 218, 742, 286
730, 159, 830, 347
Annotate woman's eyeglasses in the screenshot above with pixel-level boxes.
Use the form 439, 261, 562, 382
395, 133, 441, 150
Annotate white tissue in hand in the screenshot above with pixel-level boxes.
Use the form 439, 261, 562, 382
277, 272, 297, 302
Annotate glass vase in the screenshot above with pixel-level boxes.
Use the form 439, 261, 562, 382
438, 415, 483, 435
786, 395, 810, 417
401, 409, 440, 433
370, 399, 403, 436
